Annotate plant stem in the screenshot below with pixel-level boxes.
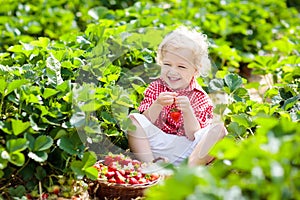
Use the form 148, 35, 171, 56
0, 94, 4, 116
15, 158, 30, 176
248, 128, 255, 136
39, 181, 43, 200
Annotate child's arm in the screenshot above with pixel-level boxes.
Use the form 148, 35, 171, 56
175, 96, 200, 141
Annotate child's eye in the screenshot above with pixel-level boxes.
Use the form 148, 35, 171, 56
163, 63, 171, 66
178, 65, 187, 69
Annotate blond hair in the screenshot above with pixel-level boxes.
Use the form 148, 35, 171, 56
156, 26, 211, 77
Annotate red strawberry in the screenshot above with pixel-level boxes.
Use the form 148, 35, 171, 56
104, 156, 114, 166
114, 154, 123, 162
118, 169, 126, 176
116, 178, 125, 184
42, 193, 48, 200
108, 162, 118, 171
26, 194, 32, 200
124, 168, 131, 175
131, 159, 141, 166
138, 177, 147, 184
134, 172, 143, 180
115, 171, 126, 184
120, 158, 131, 166
129, 177, 139, 185
108, 177, 116, 183
105, 171, 115, 179
170, 108, 181, 122
150, 173, 160, 181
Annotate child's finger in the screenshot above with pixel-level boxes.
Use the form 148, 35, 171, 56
158, 92, 178, 106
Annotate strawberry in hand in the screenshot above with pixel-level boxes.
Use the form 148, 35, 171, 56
170, 107, 181, 122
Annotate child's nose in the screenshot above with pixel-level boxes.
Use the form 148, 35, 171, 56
168, 66, 178, 74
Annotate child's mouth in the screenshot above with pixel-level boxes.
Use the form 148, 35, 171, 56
168, 76, 180, 82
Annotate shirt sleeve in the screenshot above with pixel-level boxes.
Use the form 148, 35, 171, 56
192, 91, 214, 128
138, 81, 160, 113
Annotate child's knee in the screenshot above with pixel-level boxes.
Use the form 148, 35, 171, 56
212, 123, 227, 139
127, 116, 146, 138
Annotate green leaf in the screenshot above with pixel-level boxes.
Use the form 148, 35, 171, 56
28, 151, 48, 162
264, 88, 279, 99
70, 160, 85, 179
210, 137, 240, 160
224, 73, 243, 92
101, 111, 117, 124
33, 135, 53, 151
84, 166, 99, 180
84, 121, 101, 134
57, 136, 83, 156
70, 152, 97, 179
42, 88, 59, 99
209, 78, 224, 91
30, 37, 50, 49
6, 138, 28, 153
0, 149, 8, 169
265, 37, 295, 54
131, 83, 146, 94
6, 79, 28, 96
0, 120, 12, 134
46, 54, 63, 85
35, 166, 47, 180
82, 151, 97, 170
70, 111, 86, 127
8, 152, 25, 166
227, 121, 247, 137
231, 113, 252, 127
213, 104, 227, 116
115, 96, 132, 108
25, 132, 36, 150
57, 80, 71, 92
233, 88, 249, 102
11, 119, 31, 136
80, 100, 102, 112
25, 93, 42, 104
7, 45, 24, 53
146, 165, 203, 199
53, 128, 68, 140
8, 185, 26, 198
282, 95, 300, 111
254, 117, 278, 135
0, 78, 7, 95
272, 117, 298, 137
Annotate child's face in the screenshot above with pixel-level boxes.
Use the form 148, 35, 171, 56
160, 47, 198, 90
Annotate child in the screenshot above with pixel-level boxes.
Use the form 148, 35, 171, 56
127, 26, 227, 167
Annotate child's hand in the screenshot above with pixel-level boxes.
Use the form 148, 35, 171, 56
175, 96, 192, 113
156, 92, 177, 107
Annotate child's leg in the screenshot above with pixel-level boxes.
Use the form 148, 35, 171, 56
127, 117, 154, 163
188, 123, 227, 166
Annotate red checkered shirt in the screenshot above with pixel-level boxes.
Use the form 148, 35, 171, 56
138, 78, 213, 136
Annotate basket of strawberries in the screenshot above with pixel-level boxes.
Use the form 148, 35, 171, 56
90, 153, 162, 200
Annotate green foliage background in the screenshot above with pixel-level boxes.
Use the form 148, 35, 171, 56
0, 0, 299, 199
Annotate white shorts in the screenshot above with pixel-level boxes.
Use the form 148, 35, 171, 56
129, 113, 211, 166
